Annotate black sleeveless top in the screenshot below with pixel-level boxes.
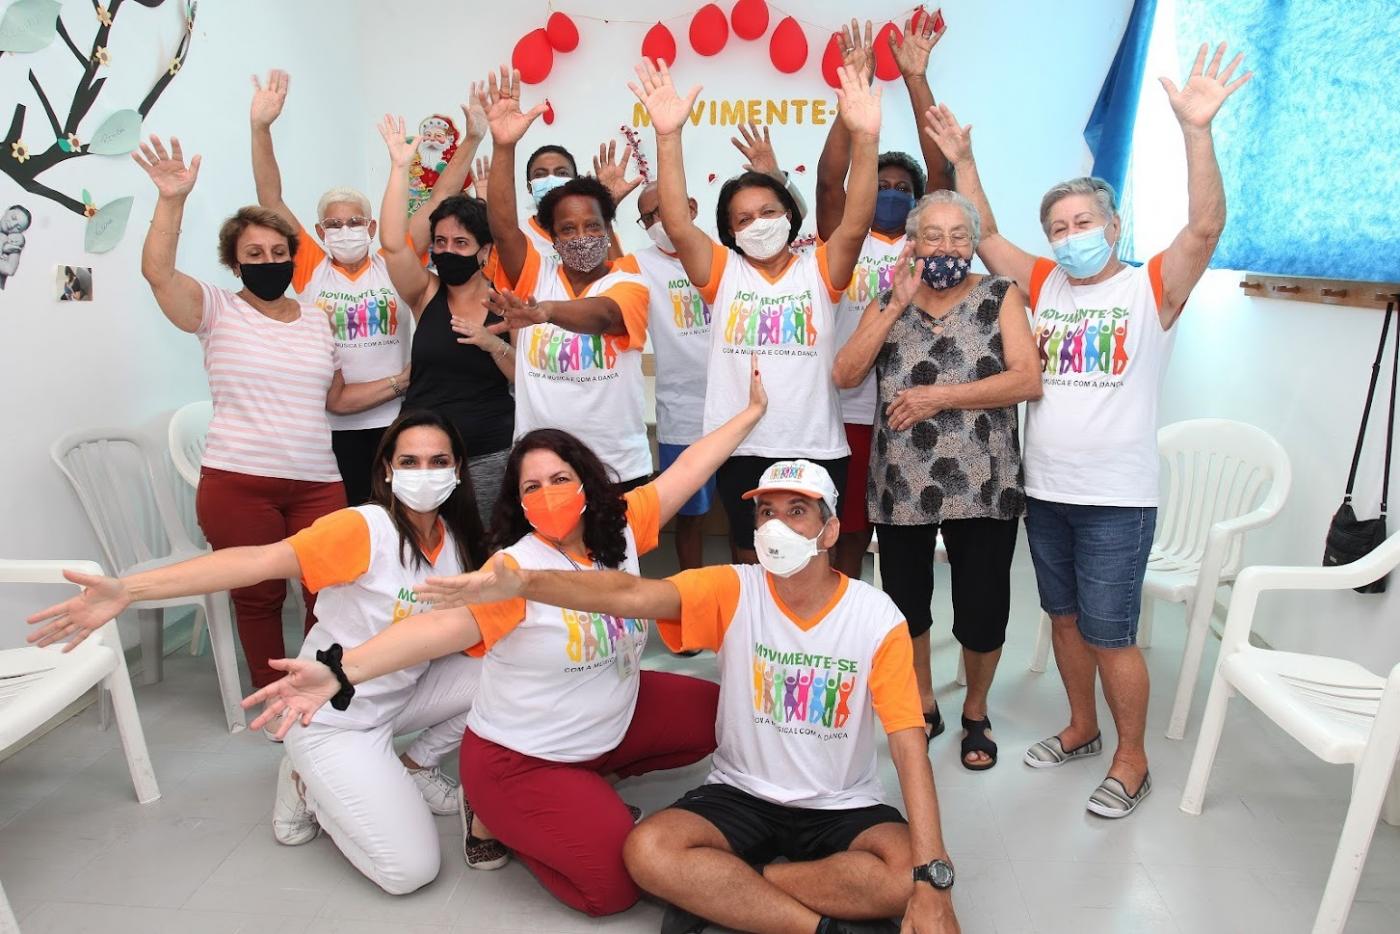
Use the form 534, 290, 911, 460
403, 284, 514, 456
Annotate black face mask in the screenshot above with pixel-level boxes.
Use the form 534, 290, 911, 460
239, 261, 295, 301
432, 251, 481, 286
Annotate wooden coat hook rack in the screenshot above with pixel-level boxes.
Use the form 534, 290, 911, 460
1239, 274, 1400, 309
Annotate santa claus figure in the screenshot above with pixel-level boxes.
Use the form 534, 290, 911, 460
408, 113, 460, 215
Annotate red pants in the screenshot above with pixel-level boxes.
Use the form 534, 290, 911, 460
461, 670, 719, 916
195, 467, 346, 687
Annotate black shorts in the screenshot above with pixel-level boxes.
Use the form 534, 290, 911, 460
669, 783, 905, 865
715, 456, 850, 549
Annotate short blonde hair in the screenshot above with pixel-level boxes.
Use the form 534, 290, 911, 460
216, 206, 299, 270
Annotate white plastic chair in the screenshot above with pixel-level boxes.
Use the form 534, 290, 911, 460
50, 428, 246, 732
1179, 532, 1400, 934
167, 400, 211, 490
0, 878, 16, 934
870, 530, 965, 684
1029, 419, 1292, 739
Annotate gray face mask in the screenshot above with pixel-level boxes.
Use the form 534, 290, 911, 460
556, 234, 610, 272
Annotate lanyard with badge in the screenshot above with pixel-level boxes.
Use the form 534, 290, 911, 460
553, 545, 641, 681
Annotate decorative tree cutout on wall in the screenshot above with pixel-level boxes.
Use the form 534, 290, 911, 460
1, 0, 195, 217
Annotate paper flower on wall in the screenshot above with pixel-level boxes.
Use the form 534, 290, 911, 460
168, 56, 182, 75
81, 190, 98, 217
92, 46, 110, 66
11, 141, 30, 163
57, 133, 81, 152
96, 4, 112, 27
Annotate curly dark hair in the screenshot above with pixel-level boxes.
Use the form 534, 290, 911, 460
878, 150, 927, 199
428, 195, 492, 246
368, 409, 487, 572
715, 171, 801, 254
525, 144, 578, 179
536, 176, 617, 237
490, 428, 630, 568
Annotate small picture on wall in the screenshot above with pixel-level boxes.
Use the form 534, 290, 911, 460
0, 203, 31, 290
57, 265, 93, 302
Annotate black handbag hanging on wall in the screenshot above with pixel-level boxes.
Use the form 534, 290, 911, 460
1324, 300, 1397, 593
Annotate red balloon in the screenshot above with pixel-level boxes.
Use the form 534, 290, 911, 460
730, 0, 769, 40
768, 16, 807, 74
642, 22, 677, 66
542, 99, 556, 125
689, 3, 729, 56
512, 28, 553, 84
545, 12, 579, 52
820, 33, 842, 89
874, 22, 902, 81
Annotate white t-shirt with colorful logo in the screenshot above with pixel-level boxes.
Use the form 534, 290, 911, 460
292, 231, 410, 432
288, 504, 469, 731
634, 245, 711, 446
660, 564, 923, 809
1023, 254, 1173, 506
522, 214, 559, 261
465, 485, 661, 762
498, 243, 653, 482
697, 242, 849, 460
834, 231, 906, 426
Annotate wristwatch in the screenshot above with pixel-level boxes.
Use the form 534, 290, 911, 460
912, 858, 955, 890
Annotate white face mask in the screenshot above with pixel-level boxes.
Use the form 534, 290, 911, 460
324, 226, 371, 265
734, 215, 791, 260
391, 467, 459, 513
645, 221, 676, 253
529, 174, 570, 207
754, 518, 825, 578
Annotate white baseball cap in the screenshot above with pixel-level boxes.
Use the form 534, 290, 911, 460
741, 459, 839, 515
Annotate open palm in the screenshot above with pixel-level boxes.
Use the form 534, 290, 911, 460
480, 65, 546, 146
922, 103, 973, 164
594, 140, 642, 203
132, 135, 201, 198
890, 9, 945, 78
26, 569, 131, 650
242, 658, 339, 738
377, 114, 419, 168
1161, 41, 1251, 129
629, 59, 701, 137
249, 69, 289, 128
416, 553, 526, 608
835, 65, 881, 137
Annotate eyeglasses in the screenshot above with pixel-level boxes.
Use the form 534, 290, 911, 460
919, 230, 972, 247
636, 209, 660, 228
321, 217, 370, 230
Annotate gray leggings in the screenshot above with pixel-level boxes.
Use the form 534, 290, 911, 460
466, 448, 510, 530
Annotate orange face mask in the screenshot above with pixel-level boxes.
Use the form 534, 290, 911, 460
521, 483, 587, 542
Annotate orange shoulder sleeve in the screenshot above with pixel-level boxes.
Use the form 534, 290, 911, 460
1028, 257, 1057, 310
292, 225, 326, 294
657, 566, 742, 653
287, 509, 371, 593
868, 624, 924, 734
695, 240, 729, 307
465, 554, 527, 656
624, 483, 662, 555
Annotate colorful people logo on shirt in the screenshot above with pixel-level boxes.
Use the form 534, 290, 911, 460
844, 250, 898, 304
751, 641, 859, 736
563, 608, 647, 664
1035, 305, 1130, 381
318, 289, 400, 344
723, 289, 817, 349
668, 276, 711, 332
527, 323, 624, 374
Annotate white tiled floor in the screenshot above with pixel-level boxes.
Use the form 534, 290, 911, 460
4, 536, 1399, 933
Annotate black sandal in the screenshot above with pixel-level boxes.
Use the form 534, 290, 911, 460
960, 715, 998, 771
923, 707, 945, 747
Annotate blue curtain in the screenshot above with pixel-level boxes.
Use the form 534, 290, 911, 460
1176, 0, 1400, 282
1084, 0, 1159, 199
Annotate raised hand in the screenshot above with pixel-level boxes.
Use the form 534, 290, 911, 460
594, 139, 643, 204
485, 287, 548, 331
1161, 41, 1252, 130
462, 81, 489, 142
479, 65, 547, 146
629, 58, 702, 137
132, 135, 201, 199
249, 69, 289, 129
415, 554, 526, 609
891, 8, 946, 79
472, 155, 491, 200
376, 114, 419, 168
25, 569, 131, 651
888, 241, 920, 309
731, 122, 780, 177
837, 19, 876, 86
241, 657, 339, 739
835, 64, 881, 137
922, 103, 973, 165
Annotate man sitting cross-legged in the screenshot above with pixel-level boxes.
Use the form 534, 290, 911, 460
425, 460, 961, 934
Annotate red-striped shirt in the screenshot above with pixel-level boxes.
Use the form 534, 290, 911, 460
196, 282, 341, 482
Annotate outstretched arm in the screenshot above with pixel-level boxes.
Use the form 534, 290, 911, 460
814, 19, 873, 241
891, 9, 953, 193
410, 88, 488, 254
823, 64, 882, 290
923, 103, 1037, 290
631, 59, 716, 288
249, 69, 301, 232
28, 544, 300, 649
1157, 41, 1252, 327
481, 66, 547, 286
419, 553, 684, 621
133, 135, 205, 333
486, 287, 626, 337
377, 115, 434, 311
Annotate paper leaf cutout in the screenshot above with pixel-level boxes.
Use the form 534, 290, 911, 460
81, 189, 93, 205
0, 0, 61, 53
85, 196, 134, 253
87, 110, 143, 155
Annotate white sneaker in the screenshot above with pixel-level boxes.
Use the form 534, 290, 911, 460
272, 755, 319, 845
408, 764, 460, 816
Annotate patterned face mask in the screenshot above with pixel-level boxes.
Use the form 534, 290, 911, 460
919, 253, 971, 290
556, 234, 610, 272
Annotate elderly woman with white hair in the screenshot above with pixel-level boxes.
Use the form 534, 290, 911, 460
834, 189, 1041, 772
250, 70, 483, 503
923, 42, 1251, 817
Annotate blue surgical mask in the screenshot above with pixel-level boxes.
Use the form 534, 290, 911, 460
920, 254, 971, 290
529, 174, 570, 207
1051, 226, 1113, 279
873, 189, 915, 233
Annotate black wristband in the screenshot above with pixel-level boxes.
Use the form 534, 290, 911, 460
315, 643, 356, 711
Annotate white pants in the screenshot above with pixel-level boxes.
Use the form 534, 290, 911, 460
284, 652, 479, 894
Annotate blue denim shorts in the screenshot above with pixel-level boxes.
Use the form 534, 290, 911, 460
657, 443, 716, 517
1024, 497, 1156, 649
